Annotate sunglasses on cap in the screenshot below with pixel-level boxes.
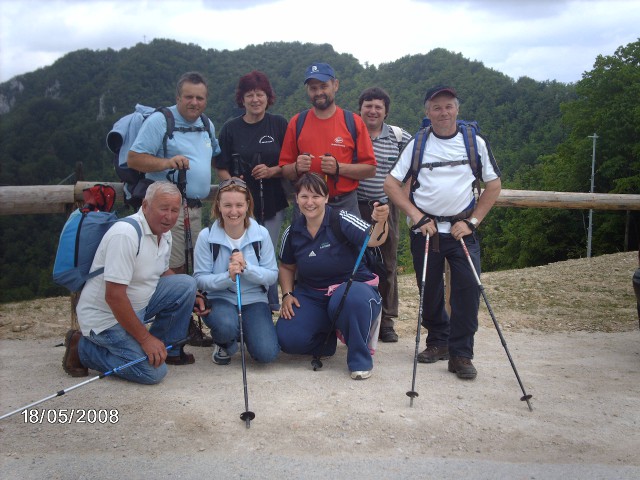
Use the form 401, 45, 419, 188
218, 177, 247, 190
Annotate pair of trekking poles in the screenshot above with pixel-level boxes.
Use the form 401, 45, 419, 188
405, 228, 533, 411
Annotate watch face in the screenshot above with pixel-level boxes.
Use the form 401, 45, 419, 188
470, 217, 479, 226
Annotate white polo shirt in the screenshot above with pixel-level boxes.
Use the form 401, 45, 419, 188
76, 209, 172, 335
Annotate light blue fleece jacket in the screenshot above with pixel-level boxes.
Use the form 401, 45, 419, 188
193, 218, 277, 305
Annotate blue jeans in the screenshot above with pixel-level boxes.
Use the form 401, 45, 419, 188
276, 282, 381, 372
410, 231, 481, 358
202, 298, 280, 363
78, 274, 196, 384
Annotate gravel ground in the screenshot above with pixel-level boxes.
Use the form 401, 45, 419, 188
1, 251, 639, 479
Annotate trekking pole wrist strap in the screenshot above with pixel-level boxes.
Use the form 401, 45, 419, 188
413, 215, 432, 231
463, 219, 476, 231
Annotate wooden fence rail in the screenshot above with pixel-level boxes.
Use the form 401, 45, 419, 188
1, 182, 640, 216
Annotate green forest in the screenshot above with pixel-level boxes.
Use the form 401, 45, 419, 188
0, 39, 638, 303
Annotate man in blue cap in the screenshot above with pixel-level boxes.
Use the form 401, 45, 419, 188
384, 86, 502, 380
279, 62, 376, 217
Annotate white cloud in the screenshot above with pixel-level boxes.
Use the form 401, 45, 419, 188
0, 0, 638, 83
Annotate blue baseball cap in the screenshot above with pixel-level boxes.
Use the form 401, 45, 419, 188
304, 63, 336, 84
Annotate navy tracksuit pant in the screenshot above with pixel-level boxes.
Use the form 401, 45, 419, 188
276, 281, 381, 372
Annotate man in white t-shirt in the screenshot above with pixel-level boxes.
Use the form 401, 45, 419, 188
63, 182, 209, 384
384, 86, 501, 380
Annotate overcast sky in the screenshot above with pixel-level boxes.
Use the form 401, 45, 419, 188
1, 0, 638, 84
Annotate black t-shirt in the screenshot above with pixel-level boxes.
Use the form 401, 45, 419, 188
214, 113, 289, 221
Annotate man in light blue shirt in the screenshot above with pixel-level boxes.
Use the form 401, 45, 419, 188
129, 71, 221, 274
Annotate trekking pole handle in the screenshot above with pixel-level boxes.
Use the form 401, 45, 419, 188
370, 197, 389, 240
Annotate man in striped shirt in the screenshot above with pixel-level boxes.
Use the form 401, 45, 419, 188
357, 87, 412, 343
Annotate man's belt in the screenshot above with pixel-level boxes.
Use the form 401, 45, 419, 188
329, 191, 356, 204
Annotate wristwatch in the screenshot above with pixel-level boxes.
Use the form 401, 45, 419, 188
465, 217, 479, 231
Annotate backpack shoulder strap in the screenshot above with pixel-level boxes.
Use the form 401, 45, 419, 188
155, 107, 175, 158
252, 240, 261, 261
343, 109, 358, 163
199, 114, 213, 141
295, 109, 310, 151
85, 217, 142, 281
408, 126, 431, 191
390, 125, 403, 144
329, 208, 348, 245
211, 242, 221, 263
458, 121, 482, 198
119, 217, 143, 255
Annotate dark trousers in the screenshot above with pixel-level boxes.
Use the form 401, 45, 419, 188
358, 201, 399, 328
410, 231, 481, 358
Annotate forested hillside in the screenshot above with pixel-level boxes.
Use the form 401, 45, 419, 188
0, 39, 638, 302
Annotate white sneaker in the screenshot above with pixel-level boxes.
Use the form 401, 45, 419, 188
211, 345, 230, 365
350, 370, 371, 380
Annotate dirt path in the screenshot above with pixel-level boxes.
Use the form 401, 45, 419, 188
1, 252, 639, 479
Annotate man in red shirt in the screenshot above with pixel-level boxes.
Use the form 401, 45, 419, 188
279, 62, 376, 217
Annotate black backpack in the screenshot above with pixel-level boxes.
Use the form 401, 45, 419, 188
106, 105, 213, 209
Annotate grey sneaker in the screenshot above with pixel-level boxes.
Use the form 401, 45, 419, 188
448, 356, 477, 379
211, 345, 230, 365
417, 345, 449, 363
350, 370, 372, 380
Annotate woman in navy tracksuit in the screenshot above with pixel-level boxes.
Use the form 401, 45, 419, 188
276, 173, 389, 380
193, 178, 279, 365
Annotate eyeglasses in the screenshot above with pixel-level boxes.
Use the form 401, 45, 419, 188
218, 177, 247, 190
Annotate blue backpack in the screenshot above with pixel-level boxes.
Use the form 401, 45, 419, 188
106, 104, 213, 208
53, 186, 142, 292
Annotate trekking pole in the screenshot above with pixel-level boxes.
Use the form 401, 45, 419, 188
176, 169, 210, 346
313, 198, 388, 371
0, 338, 190, 421
231, 153, 243, 179
406, 233, 429, 407
233, 249, 255, 428
253, 153, 265, 225
177, 169, 193, 273
458, 238, 533, 411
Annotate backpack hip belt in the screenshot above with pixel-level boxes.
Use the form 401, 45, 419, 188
413, 205, 475, 252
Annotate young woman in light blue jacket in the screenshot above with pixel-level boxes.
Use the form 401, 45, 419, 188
193, 178, 279, 365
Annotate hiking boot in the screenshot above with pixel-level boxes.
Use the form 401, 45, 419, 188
165, 347, 195, 365
378, 326, 398, 343
188, 317, 213, 347
350, 370, 372, 380
448, 356, 477, 380
62, 329, 88, 377
212, 345, 230, 365
417, 345, 449, 363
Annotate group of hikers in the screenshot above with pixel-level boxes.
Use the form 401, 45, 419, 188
62, 62, 502, 385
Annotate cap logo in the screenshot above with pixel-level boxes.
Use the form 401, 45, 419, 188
311, 66, 319, 72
